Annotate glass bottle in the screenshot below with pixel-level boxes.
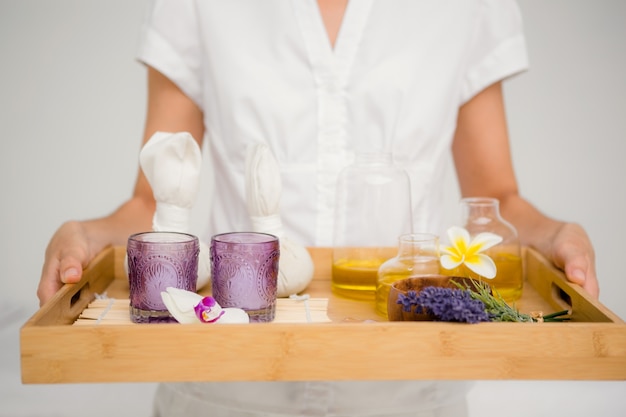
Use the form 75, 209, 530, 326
375, 233, 440, 318
332, 152, 413, 300
457, 197, 523, 302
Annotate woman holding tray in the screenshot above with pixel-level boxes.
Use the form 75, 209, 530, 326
37, 1, 599, 416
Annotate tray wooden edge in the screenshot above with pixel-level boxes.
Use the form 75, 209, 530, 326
20, 320, 626, 383
524, 248, 623, 323
20, 246, 626, 383
21, 246, 117, 327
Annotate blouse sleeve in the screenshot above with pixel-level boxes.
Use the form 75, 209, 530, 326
460, 0, 529, 104
136, 0, 204, 109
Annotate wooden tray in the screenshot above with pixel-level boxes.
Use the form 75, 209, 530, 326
21, 246, 626, 383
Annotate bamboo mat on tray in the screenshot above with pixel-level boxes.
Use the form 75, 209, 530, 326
73, 296, 331, 325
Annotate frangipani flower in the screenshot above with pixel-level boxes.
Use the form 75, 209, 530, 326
440, 226, 503, 279
160, 287, 249, 324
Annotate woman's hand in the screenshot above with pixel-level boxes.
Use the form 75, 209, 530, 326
37, 198, 155, 307
37, 220, 102, 306
547, 222, 599, 298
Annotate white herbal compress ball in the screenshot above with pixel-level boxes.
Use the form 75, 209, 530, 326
124, 131, 211, 290
245, 143, 315, 297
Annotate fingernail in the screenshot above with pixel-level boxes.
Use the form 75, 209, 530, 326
570, 269, 585, 284
62, 268, 79, 283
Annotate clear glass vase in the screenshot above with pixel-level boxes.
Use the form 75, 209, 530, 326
456, 197, 523, 302
375, 233, 440, 318
332, 152, 413, 300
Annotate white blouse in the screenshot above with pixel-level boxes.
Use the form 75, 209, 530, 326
138, 0, 528, 247
137, 0, 528, 415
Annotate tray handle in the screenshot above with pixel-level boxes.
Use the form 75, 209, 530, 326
23, 246, 117, 326
524, 248, 622, 323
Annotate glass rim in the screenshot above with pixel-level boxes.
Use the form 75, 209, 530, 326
128, 231, 199, 244
211, 231, 279, 245
398, 232, 439, 242
460, 196, 498, 206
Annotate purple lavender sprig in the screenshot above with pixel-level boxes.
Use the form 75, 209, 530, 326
397, 287, 490, 324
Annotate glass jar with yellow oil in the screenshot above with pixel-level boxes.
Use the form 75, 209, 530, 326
332, 152, 413, 300
458, 197, 523, 302
375, 233, 440, 318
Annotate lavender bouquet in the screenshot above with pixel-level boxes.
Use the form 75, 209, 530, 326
404, 226, 571, 324
397, 279, 570, 324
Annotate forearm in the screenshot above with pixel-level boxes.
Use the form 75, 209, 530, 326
77, 195, 155, 257
498, 194, 564, 256
73, 66, 203, 257
39, 66, 203, 305
452, 81, 598, 296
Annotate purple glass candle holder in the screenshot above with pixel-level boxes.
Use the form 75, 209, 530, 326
127, 231, 199, 323
210, 232, 280, 322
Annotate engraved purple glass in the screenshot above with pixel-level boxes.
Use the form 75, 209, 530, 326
210, 232, 280, 322
127, 231, 199, 323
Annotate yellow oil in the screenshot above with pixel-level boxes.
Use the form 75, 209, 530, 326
375, 273, 407, 318
331, 258, 381, 300
445, 252, 523, 303
490, 253, 524, 302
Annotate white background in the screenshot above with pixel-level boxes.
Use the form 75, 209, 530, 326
1, 0, 625, 416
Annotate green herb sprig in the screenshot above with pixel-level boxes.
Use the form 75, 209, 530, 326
452, 279, 570, 323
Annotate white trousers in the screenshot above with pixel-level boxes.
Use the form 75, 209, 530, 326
153, 381, 471, 417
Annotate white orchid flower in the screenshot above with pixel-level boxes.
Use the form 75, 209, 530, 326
160, 287, 249, 324
440, 226, 503, 279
